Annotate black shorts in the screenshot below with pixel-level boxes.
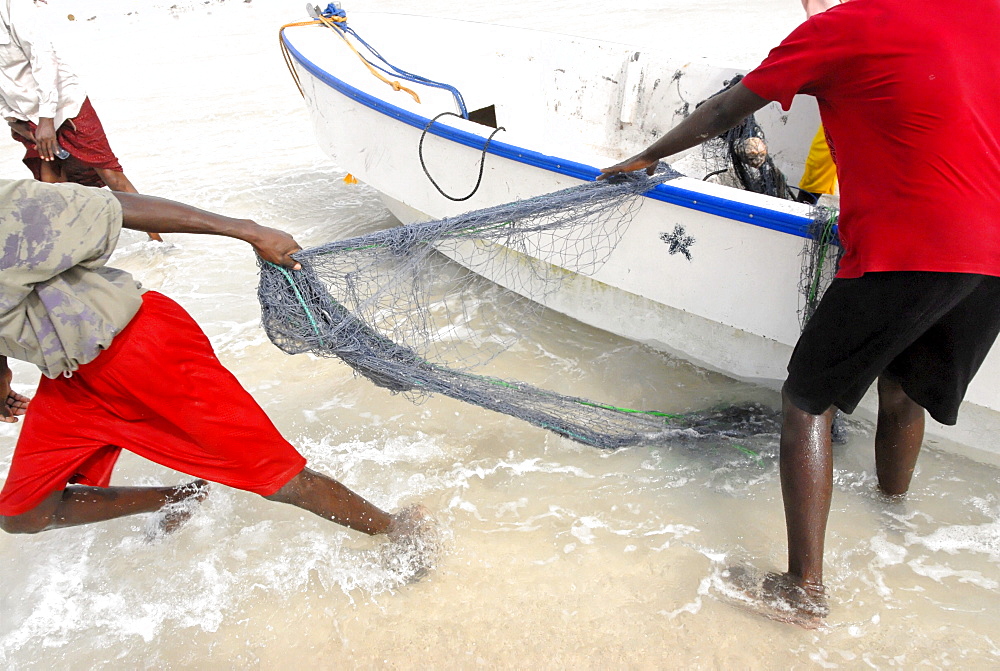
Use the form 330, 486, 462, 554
784, 271, 1000, 425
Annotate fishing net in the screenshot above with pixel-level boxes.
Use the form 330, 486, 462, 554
257, 166, 780, 451
698, 75, 794, 200
687, 75, 842, 327
798, 206, 842, 327
688, 72, 845, 433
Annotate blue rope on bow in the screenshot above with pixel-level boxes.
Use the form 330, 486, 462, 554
320, 3, 469, 118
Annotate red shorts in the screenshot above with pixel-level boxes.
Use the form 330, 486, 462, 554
0, 291, 307, 516
11, 97, 124, 188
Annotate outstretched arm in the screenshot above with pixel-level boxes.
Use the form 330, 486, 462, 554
599, 82, 770, 178
112, 192, 302, 269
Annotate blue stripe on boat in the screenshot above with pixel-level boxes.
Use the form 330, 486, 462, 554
283, 32, 818, 239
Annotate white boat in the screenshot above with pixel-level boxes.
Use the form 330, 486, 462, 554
279, 9, 1000, 462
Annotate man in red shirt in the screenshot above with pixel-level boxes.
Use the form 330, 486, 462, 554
601, 0, 1000, 626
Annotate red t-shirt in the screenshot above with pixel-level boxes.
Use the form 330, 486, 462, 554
741, 0, 1000, 278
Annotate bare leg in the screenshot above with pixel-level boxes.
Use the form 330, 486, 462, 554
94, 167, 138, 193
779, 389, 835, 590
95, 167, 162, 242
874, 376, 924, 496
0, 480, 208, 534
733, 381, 922, 624
38, 159, 64, 184
265, 467, 398, 535
266, 469, 439, 581
726, 389, 832, 628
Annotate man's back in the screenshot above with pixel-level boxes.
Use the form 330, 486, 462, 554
743, 0, 1000, 278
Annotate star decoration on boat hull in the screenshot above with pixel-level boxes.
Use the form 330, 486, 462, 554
660, 224, 696, 261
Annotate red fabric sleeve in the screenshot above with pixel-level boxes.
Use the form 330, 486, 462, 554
741, 7, 854, 110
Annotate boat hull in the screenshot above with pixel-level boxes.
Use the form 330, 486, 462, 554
282, 13, 1000, 462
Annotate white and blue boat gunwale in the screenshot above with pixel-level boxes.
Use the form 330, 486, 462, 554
281, 27, 821, 240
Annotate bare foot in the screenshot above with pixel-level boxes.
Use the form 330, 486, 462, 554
720, 565, 829, 629
146, 480, 210, 540
387, 504, 434, 537
381, 504, 440, 583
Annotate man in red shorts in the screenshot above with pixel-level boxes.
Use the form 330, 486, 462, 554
600, 0, 1000, 626
0, 0, 161, 240
0, 179, 431, 556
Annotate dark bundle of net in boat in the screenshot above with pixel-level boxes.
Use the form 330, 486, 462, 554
699, 75, 795, 201
257, 166, 779, 451
686, 77, 841, 330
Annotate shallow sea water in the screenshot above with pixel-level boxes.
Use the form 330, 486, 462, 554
1, 1, 998, 667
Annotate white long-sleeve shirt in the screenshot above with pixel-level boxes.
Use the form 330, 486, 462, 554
0, 0, 85, 127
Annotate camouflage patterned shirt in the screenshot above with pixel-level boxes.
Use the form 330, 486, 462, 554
0, 179, 143, 378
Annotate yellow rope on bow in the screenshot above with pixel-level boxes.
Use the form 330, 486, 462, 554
279, 16, 421, 104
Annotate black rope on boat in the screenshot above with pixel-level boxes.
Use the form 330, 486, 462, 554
419, 111, 506, 202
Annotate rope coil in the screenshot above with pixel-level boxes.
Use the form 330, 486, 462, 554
419, 112, 507, 202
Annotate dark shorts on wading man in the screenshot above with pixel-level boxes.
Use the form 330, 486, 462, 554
784, 271, 1000, 425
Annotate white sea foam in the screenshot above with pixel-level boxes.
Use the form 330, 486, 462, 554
907, 521, 1000, 561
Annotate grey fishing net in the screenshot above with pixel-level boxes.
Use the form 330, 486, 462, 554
257, 166, 779, 451
698, 75, 794, 200
798, 206, 842, 327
